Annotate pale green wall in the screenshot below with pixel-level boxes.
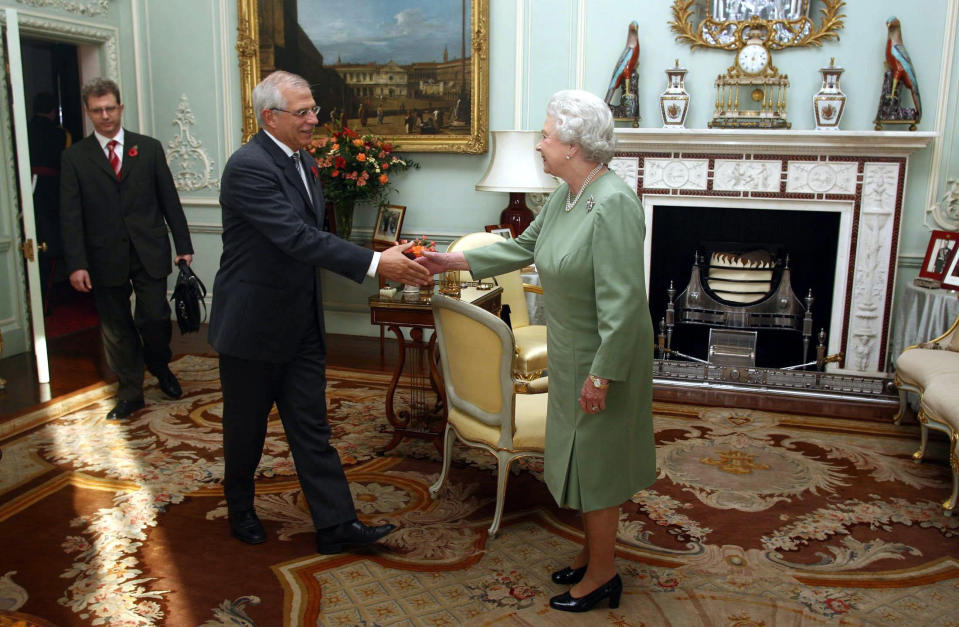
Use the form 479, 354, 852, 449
1, 0, 957, 352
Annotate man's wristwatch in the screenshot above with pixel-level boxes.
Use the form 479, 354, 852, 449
588, 375, 609, 390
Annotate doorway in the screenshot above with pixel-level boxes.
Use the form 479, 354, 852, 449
19, 38, 99, 339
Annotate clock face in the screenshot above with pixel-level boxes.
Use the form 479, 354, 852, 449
737, 44, 769, 75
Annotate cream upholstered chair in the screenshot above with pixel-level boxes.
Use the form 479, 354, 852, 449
429, 293, 548, 537
447, 232, 547, 392
915, 377, 959, 515
894, 313, 959, 515
892, 313, 959, 425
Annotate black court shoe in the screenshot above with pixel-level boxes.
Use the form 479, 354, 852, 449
549, 574, 622, 613
551, 565, 587, 585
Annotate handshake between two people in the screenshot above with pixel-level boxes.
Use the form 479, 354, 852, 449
377, 241, 469, 287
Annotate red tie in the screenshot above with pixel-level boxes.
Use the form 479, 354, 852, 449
107, 139, 121, 179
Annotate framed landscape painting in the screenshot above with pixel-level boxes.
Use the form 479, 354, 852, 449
237, 0, 489, 153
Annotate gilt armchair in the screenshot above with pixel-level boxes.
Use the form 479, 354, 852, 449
447, 232, 547, 392
893, 312, 959, 515
429, 293, 548, 537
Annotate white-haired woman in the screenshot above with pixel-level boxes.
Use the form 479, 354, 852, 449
419, 89, 655, 613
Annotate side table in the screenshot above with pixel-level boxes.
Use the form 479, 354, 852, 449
369, 285, 502, 454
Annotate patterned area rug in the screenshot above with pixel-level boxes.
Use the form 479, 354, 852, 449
1, 355, 957, 626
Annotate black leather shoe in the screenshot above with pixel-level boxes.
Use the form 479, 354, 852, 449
106, 398, 145, 420
549, 574, 622, 613
315, 520, 396, 554
551, 565, 587, 585
229, 509, 266, 545
155, 369, 182, 399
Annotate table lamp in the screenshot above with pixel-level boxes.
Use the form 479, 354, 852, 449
475, 130, 558, 235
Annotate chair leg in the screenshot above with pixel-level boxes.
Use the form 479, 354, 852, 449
944, 439, 958, 516
912, 421, 930, 463
429, 424, 456, 498
488, 452, 515, 538
893, 387, 909, 425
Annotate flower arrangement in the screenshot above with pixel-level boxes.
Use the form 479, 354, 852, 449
401, 236, 436, 258
306, 123, 417, 239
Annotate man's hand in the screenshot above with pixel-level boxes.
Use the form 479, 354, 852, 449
416, 250, 468, 275
69, 269, 92, 293
378, 241, 432, 286
174, 254, 193, 266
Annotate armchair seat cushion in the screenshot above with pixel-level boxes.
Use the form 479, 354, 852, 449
448, 392, 548, 452
513, 324, 548, 375
895, 348, 959, 389
919, 375, 959, 430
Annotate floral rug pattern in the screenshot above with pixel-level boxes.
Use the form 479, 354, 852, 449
1, 355, 958, 625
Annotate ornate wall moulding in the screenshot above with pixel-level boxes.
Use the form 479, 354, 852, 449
785, 161, 857, 195
925, 179, 959, 232
645, 158, 708, 190
167, 95, 219, 192
609, 156, 640, 192
15, 0, 111, 17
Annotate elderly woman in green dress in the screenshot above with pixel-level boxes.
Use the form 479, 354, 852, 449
419, 89, 656, 613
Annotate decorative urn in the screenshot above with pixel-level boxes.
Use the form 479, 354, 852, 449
813, 58, 846, 131
660, 59, 690, 128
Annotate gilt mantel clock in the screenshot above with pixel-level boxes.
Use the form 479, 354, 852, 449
670, 0, 846, 129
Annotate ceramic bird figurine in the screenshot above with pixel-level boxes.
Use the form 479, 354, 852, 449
885, 16, 921, 120
604, 20, 640, 105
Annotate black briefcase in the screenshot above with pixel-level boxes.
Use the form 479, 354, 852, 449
170, 260, 207, 334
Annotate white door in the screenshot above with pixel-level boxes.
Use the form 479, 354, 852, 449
1, 8, 50, 384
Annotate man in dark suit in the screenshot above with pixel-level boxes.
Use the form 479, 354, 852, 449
60, 78, 193, 420
210, 71, 429, 553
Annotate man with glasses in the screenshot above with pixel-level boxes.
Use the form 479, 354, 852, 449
60, 77, 193, 420
209, 70, 429, 553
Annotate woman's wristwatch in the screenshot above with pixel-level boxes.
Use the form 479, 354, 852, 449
588, 374, 609, 390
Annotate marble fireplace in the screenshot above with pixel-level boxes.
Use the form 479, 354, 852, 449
609, 129, 933, 379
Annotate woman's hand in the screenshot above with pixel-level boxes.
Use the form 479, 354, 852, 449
579, 376, 609, 414
416, 250, 469, 275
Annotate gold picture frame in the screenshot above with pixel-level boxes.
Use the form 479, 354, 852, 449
236, 0, 489, 154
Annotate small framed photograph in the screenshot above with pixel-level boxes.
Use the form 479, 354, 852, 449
485, 224, 515, 240
372, 204, 406, 245
943, 244, 959, 291
918, 230, 959, 282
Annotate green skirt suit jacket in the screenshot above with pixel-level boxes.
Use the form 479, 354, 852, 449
463, 172, 656, 512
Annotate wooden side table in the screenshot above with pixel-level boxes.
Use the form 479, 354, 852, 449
369, 285, 502, 454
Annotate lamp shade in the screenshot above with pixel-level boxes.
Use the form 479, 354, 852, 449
475, 131, 558, 193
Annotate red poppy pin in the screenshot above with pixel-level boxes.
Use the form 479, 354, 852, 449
310, 165, 318, 180
128, 145, 138, 157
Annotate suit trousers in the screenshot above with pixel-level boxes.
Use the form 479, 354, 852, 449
92, 243, 172, 401
219, 320, 355, 530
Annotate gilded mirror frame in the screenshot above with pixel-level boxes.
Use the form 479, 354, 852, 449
236, 0, 489, 154
670, 0, 844, 50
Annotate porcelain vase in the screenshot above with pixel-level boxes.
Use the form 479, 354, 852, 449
660, 59, 689, 128
813, 58, 846, 131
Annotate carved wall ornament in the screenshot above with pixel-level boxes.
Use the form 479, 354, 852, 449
15, 0, 111, 17
646, 158, 709, 190
0, 13, 119, 79
167, 95, 219, 192
713, 160, 781, 192
785, 161, 857, 195
609, 156, 640, 192
925, 179, 959, 231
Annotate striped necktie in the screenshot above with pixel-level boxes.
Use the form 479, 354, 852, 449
107, 140, 121, 179
291, 152, 312, 203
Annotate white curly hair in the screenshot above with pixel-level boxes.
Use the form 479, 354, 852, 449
546, 89, 616, 164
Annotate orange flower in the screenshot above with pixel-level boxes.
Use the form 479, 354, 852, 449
357, 153, 367, 162
353, 138, 364, 147
379, 174, 389, 184
331, 170, 340, 177
381, 162, 389, 170
331, 143, 339, 151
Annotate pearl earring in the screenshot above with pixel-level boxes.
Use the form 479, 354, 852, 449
565, 154, 571, 160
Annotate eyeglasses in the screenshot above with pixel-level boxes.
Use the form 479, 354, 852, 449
271, 105, 321, 118
88, 106, 119, 116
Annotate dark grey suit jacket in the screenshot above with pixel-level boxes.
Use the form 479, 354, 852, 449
208, 130, 373, 362
59, 130, 193, 287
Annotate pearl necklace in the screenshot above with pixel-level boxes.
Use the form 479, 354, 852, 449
565, 163, 604, 212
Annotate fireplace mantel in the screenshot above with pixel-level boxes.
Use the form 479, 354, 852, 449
614, 128, 935, 157
609, 130, 935, 378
